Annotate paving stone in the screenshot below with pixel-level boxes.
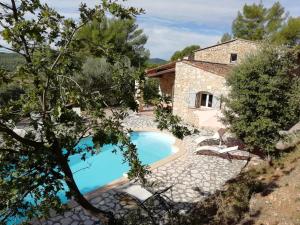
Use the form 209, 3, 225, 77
37, 115, 247, 225
71, 214, 80, 221
64, 212, 73, 218
60, 217, 72, 224
71, 222, 79, 225
84, 220, 94, 225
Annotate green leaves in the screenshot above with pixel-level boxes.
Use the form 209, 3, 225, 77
223, 46, 300, 154
102, 0, 144, 19
220, 33, 232, 43
154, 96, 192, 140
273, 17, 300, 46
231, 1, 300, 44
0, 0, 147, 223
170, 45, 200, 61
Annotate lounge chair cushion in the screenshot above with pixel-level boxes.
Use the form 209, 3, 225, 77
194, 132, 219, 144
196, 145, 238, 153
121, 184, 153, 202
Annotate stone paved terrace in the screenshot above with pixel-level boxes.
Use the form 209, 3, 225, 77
37, 113, 247, 225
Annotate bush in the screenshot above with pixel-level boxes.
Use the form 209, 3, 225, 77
143, 78, 160, 105
223, 46, 300, 154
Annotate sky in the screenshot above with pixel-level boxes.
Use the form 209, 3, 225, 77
1, 0, 300, 59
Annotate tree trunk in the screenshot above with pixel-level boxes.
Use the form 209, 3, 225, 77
52, 147, 116, 225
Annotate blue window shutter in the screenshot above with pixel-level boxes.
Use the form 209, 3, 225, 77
212, 95, 221, 109
188, 92, 197, 108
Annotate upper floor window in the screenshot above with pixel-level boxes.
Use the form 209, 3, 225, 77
230, 53, 237, 63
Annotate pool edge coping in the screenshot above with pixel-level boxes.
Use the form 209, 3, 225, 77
68, 127, 187, 207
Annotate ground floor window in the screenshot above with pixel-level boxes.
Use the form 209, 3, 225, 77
196, 92, 213, 108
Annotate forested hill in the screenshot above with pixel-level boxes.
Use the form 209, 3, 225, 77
147, 58, 167, 65
0, 53, 167, 71
0, 52, 25, 71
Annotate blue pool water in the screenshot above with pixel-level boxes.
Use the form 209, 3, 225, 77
69, 131, 176, 196
7, 131, 175, 224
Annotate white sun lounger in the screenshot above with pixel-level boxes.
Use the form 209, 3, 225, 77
121, 184, 153, 202
196, 145, 239, 154
119, 183, 173, 223
194, 132, 220, 145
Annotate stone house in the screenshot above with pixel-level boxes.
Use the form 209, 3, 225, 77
146, 39, 259, 129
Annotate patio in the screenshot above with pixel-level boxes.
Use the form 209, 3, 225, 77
38, 114, 248, 225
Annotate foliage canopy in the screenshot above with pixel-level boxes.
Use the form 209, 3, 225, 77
223, 46, 300, 154
220, 33, 232, 43
0, 1, 146, 224
170, 45, 200, 61
232, 1, 300, 45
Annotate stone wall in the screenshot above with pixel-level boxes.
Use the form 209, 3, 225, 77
159, 73, 175, 96
172, 62, 229, 128
194, 39, 258, 64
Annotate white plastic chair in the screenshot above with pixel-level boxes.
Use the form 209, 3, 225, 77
119, 183, 173, 224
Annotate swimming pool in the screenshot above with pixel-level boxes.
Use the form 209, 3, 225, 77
7, 131, 176, 224
69, 131, 176, 196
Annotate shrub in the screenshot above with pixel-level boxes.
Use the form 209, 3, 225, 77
223, 46, 300, 154
143, 78, 160, 105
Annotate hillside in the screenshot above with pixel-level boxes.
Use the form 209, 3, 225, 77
147, 58, 167, 65
0, 52, 25, 71
0, 54, 168, 71
240, 145, 300, 225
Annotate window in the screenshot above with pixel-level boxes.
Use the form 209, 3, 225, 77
195, 92, 213, 108
230, 53, 237, 63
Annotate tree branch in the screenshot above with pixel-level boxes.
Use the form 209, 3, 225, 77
0, 2, 12, 10
10, 0, 32, 63
58, 75, 83, 92
0, 123, 44, 149
0, 44, 26, 57
0, 148, 20, 154
42, 22, 87, 115
50, 23, 86, 71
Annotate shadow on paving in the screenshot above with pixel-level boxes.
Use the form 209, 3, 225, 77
34, 170, 280, 225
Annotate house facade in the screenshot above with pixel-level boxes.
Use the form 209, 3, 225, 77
146, 39, 259, 129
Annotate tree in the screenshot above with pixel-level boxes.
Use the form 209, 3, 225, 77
75, 17, 149, 106
220, 33, 232, 43
0, 53, 24, 71
273, 17, 300, 45
232, 2, 286, 41
0, 53, 25, 106
76, 17, 149, 68
143, 78, 160, 105
223, 46, 300, 154
0, 1, 145, 224
170, 45, 200, 61
77, 56, 140, 106
265, 2, 286, 36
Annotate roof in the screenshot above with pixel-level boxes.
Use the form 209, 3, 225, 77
193, 38, 259, 53
182, 60, 234, 77
146, 61, 176, 77
145, 60, 233, 78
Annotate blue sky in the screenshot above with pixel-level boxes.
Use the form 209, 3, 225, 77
2, 0, 300, 59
